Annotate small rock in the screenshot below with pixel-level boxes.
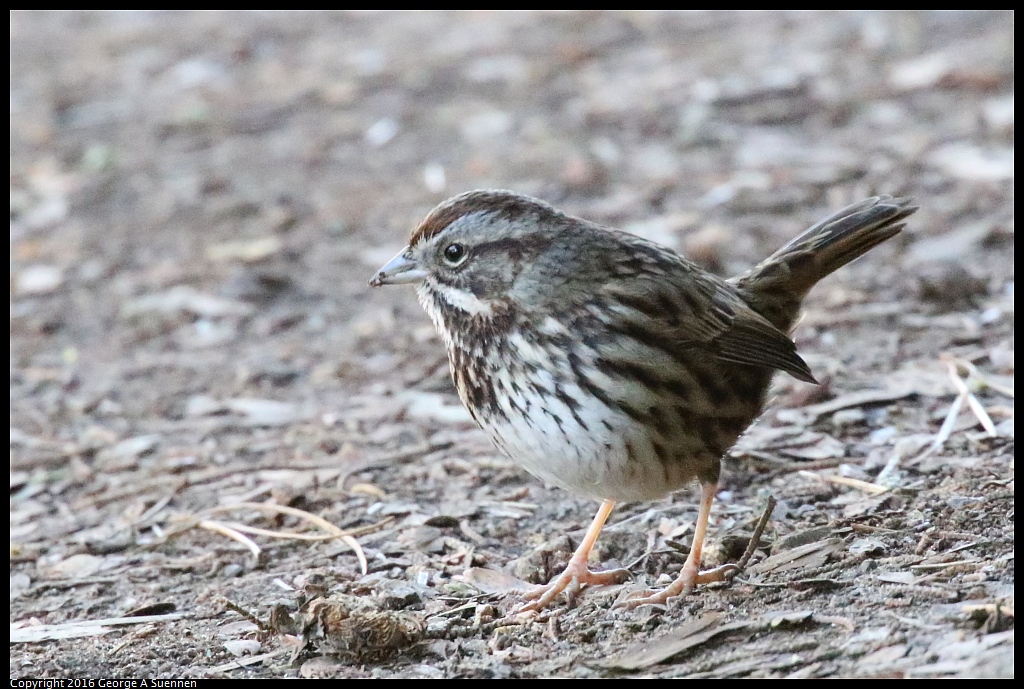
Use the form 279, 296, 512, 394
875, 571, 916, 586
173, 57, 226, 89
96, 435, 161, 470
407, 664, 446, 679
239, 361, 301, 387
223, 639, 262, 657
300, 656, 346, 678
769, 610, 814, 628
860, 643, 910, 668
946, 496, 983, 509
460, 110, 513, 142
179, 319, 237, 349
186, 395, 228, 417
14, 265, 63, 295
859, 559, 878, 573
979, 307, 1002, 324
217, 620, 260, 638
406, 526, 446, 554
842, 626, 891, 653
224, 398, 302, 426
86, 528, 134, 555
983, 94, 1015, 133
375, 502, 419, 517
220, 563, 244, 578
365, 118, 399, 147
849, 537, 887, 556
10, 572, 32, 601
45, 554, 104, 579
464, 54, 528, 84
423, 162, 446, 193
771, 527, 832, 555
869, 427, 898, 445
380, 585, 422, 610
890, 52, 953, 91
832, 408, 866, 428
399, 391, 473, 424
205, 236, 282, 263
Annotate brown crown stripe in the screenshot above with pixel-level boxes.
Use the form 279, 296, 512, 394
409, 189, 563, 246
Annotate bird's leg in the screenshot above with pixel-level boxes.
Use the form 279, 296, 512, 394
518, 499, 630, 612
622, 482, 737, 608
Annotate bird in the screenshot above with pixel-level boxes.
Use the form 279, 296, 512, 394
369, 189, 915, 610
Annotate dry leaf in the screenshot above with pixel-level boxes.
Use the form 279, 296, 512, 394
599, 614, 756, 670
747, 538, 845, 576
458, 567, 533, 595
10, 613, 184, 643
44, 554, 104, 579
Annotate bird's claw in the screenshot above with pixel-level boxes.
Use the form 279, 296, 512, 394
617, 563, 739, 609
516, 563, 630, 613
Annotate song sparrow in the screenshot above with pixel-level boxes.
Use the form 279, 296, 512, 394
370, 189, 915, 610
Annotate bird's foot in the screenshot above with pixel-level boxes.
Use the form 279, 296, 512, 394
517, 559, 630, 613
618, 562, 738, 609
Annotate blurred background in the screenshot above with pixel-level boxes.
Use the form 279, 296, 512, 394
10, 11, 1014, 678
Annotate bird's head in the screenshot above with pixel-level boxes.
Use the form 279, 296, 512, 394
369, 190, 573, 316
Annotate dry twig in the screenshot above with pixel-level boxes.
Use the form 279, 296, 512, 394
734, 495, 776, 573
198, 502, 372, 574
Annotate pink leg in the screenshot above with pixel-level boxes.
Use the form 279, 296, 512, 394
518, 499, 630, 612
622, 482, 737, 608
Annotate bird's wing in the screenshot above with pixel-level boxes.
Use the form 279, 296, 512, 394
600, 261, 817, 384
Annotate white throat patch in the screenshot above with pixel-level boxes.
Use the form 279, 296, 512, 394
425, 279, 496, 316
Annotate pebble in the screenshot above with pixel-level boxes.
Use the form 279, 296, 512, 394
14, 265, 63, 295
220, 563, 244, 578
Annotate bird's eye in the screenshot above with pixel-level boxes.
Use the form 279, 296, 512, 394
443, 243, 467, 265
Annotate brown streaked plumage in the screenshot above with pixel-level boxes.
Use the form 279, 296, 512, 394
371, 189, 916, 611
409, 190, 566, 247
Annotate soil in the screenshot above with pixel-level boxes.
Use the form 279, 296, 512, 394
10, 10, 1014, 679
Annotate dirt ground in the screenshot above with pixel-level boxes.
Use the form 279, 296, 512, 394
10, 11, 1014, 679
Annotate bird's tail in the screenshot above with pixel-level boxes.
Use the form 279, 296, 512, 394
732, 196, 917, 332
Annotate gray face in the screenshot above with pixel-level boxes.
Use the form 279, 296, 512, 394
370, 192, 580, 316
413, 211, 540, 305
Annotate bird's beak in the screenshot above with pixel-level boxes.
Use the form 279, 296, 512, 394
369, 248, 428, 287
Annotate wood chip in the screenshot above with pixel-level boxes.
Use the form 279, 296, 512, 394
747, 538, 845, 576
876, 571, 917, 585
962, 603, 1014, 618
458, 567, 533, 595
782, 387, 920, 425
11, 613, 185, 643
815, 473, 889, 495
206, 647, 292, 674
600, 613, 753, 670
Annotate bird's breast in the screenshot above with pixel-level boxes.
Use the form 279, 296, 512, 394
419, 289, 751, 501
